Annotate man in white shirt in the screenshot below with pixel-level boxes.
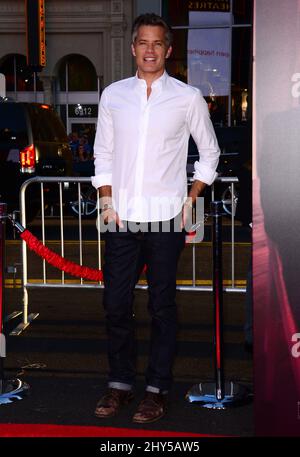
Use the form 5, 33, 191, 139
92, 13, 220, 424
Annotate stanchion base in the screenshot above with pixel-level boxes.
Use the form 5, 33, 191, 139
185, 381, 250, 409
4, 311, 23, 323
0, 378, 30, 405
10, 312, 39, 336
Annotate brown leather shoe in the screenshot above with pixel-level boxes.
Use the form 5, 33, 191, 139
94, 388, 134, 418
132, 392, 167, 424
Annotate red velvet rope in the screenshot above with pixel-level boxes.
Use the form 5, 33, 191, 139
20, 229, 104, 281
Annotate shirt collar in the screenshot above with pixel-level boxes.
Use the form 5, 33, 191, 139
133, 70, 168, 91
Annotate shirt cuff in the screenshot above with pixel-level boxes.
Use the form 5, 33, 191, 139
193, 162, 219, 186
91, 173, 112, 189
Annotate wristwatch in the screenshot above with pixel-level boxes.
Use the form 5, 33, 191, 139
101, 203, 114, 213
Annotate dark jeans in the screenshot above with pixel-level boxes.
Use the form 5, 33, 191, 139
103, 220, 185, 392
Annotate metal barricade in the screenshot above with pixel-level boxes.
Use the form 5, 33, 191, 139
10, 175, 246, 335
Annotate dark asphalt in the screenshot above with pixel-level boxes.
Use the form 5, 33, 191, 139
1, 283, 253, 437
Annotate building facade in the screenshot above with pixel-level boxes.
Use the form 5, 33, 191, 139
0, 0, 252, 136
0, 0, 158, 135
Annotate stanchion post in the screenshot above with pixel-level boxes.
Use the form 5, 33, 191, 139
0, 203, 7, 384
0, 202, 29, 405
185, 201, 249, 409
212, 201, 225, 401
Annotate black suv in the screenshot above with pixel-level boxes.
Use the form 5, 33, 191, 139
0, 102, 73, 219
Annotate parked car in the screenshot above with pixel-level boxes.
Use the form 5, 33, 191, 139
0, 101, 73, 221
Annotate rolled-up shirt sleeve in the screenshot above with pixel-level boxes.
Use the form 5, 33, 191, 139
187, 90, 220, 185
91, 89, 114, 189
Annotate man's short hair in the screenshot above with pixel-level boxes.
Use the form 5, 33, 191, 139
131, 13, 173, 47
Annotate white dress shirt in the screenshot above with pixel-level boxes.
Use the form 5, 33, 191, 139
91, 71, 220, 222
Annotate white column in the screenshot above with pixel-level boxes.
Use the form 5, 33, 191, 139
111, 0, 125, 82
39, 74, 54, 105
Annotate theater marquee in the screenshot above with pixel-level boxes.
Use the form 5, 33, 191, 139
188, 1, 230, 12
26, 0, 46, 69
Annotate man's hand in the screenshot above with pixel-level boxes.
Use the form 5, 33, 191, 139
181, 199, 193, 230
101, 206, 124, 228
181, 180, 206, 231
98, 185, 124, 229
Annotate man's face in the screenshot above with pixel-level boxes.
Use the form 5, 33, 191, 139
131, 25, 172, 79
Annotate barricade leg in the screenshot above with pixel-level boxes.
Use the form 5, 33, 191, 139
185, 201, 249, 409
7, 188, 39, 336
0, 202, 29, 405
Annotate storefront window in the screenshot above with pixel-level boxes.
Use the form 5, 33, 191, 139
233, 0, 252, 24
162, 0, 232, 27
162, 0, 253, 127
163, 0, 252, 25
231, 27, 252, 124
58, 54, 97, 91
162, 0, 189, 27
0, 54, 43, 92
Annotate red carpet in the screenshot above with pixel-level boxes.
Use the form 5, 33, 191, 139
0, 423, 216, 437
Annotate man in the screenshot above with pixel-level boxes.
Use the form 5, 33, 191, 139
91, 13, 220, 424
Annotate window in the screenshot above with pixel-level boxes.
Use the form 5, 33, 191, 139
0, 54, 43, 92
162, 0, 253, 127
57, 55, 97, 92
